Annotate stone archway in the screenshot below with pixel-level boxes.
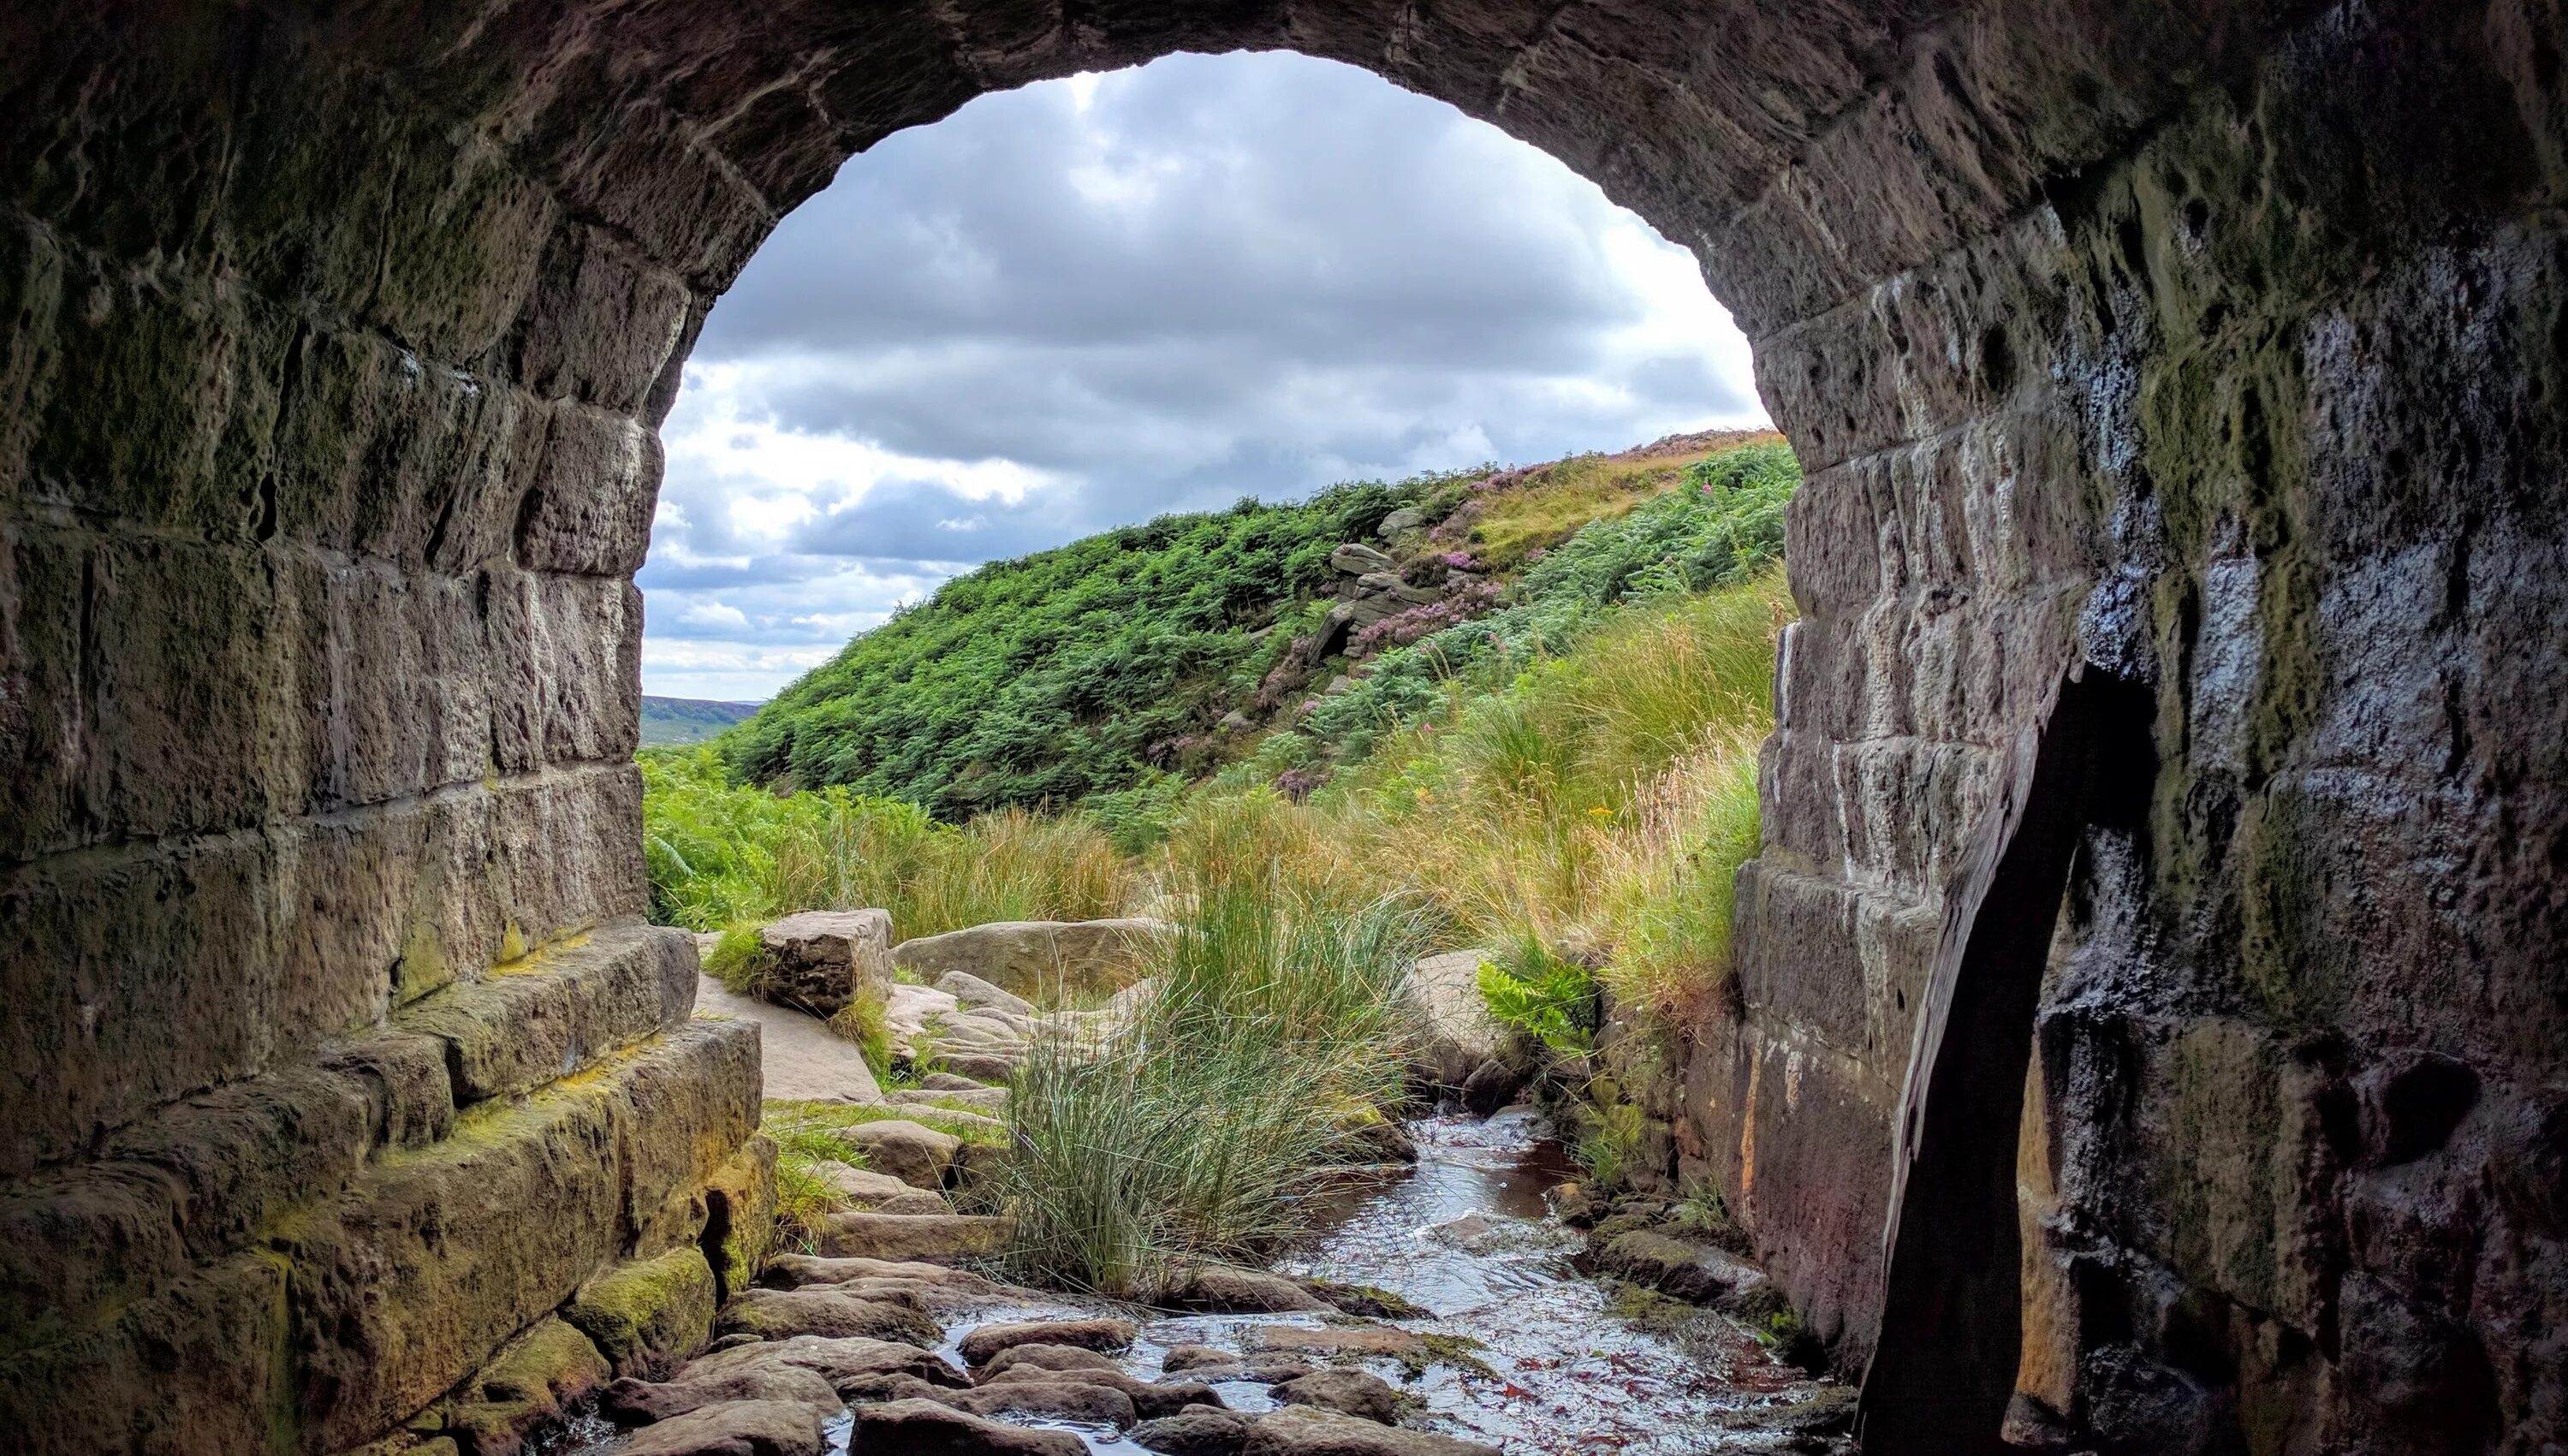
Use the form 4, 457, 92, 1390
2, 3, 2562, 1453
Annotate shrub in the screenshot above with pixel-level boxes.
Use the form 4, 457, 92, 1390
1475, 938, 1599, 1055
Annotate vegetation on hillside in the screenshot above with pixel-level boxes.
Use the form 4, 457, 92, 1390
644, 435, 1803, 1257
639, 695, 760, 746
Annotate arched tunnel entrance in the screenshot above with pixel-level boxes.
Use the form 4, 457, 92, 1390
1, 3, 2562, 1453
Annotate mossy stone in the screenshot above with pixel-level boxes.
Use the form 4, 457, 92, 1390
563, 1245, 717, 1379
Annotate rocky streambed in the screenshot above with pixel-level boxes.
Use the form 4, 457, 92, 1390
555, 1104, 1847, 1456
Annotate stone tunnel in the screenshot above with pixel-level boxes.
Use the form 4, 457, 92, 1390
1, 1, 2560, 1452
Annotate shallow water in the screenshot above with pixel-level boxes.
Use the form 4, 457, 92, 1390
577, 1106, 1836, 1454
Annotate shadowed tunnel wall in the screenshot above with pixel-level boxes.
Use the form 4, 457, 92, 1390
0, 1, 2561, 1452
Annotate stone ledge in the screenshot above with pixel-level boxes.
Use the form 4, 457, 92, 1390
395, 919, 696, 1104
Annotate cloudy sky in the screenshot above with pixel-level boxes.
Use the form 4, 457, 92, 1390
640, 51, 1766, 702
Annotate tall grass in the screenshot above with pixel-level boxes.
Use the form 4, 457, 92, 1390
995, 799, 1437, 1295
642, 747, 1138, 937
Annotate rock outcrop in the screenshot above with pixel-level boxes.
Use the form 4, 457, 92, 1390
752, 909, 895, 1018
892, 918, 1171, 996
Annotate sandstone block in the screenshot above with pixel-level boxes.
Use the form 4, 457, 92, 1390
618, 1398, 827, 1456
615, 1021, 765, 1257
514, 223, 694, 414
1245, 1405, 1498, 1456
701, 1134, 780, 1298
851, 1398, 1085, 1456
487, 762, 651, 948
752, 909, 894, 1017
957, 1317, 1136, 1367
1276, 1370, 1400, 1424
833, 1119, 960, 1190
567, 1245, 720, 1379
395, 921, 697, 1104
602, 1361, 842, 1425
1329, 543, 1395, 575
435, 1316, 612, 1456
515, 402, 664, 576
713, 1287, 940, 1346
1132, 1407, 1255, 1456
679, 1333, 968, 1400
484, 568, 644, 772
815, 1212, 1011, 1264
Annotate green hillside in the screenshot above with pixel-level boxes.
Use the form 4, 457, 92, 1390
720, 431, 1784, 818
641, 696, 761, 746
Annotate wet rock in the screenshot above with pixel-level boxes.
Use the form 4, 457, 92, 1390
1160, 1344, 1245, 1375
834, 1119, 960, 1189
891, 919, 1171, 997
816, 1211, 1012, 1263
1459, 1059, 1525, 1116
1243, 1325, 1424, 1360
1157, 1263, 1333, 1313
1293, 1279, 1429, 1319
956, 1316, 1138, 1366
712, 1286, 940, 1346
984, 1363, 1227, 1418
1548, 1183, 1599, 1227
1244, 1405, 1498, 1456
753, 909, 894, 1019
618, 1398, 828, 1456
1133, 1407, 1257, 1455
851, 1398, 1086, 1455
438, 1316, 614, 1456
1592, 1230, 1767, 1304
758, 1255, 1008, 1293
978, 1342, 1123, 1379
1276, 1370, 1401, 1424
602, 1362, 842, 1424
935, 971, 1036, 1018
679, 1334, 969, 1400
888, 1372, 1138, 1427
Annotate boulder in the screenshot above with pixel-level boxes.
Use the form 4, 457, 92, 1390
618, 1399, 828, 1456
816, 1212, 1013, 1264
1403, 951, 1502, 1089
1244, 1405, 1499, 1456
871, 1189, 954, 1215
1276, 1370, 1400, 1424
811, 1162, 920, 1208
438, 1316, 614, 1456
978, 1342, 1123, 1380
886, 1372, 1139, 1427
957, 1316, 1138, 1367
711, 1287, 940, 1346
935, 971, 1036, 1018
1159, 1344, 1245, 1375
564, 1245, 719, 1379
1375, 508, 1426, 538
752, 910, 894, 1018
893, 918, 1171, 997
1459, 1059, 1526, 1116
833, 1120, 960, 1189
679, 1334, 968, 1400
1156, 1263, 1331, 1314
921, 1072, 993, 1091
1133, 1407, 1257, 1456
851, 1398, 1086, 1456
1592, 1231, 1768, 1304
982, 1364, 1225, 1419
938, 1052, 1024, 1084
601, 1363, 843, 1425
891, 1086, 1010, 1117
1329, 543, 1396, 575
1216, 710, 1255, 734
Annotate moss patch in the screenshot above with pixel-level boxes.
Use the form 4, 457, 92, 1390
562, 1245, 716, 1379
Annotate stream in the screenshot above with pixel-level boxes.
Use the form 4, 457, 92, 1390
565, 1105, 1841, 1454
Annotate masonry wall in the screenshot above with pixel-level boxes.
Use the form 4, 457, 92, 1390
0, 2, 2559, 1453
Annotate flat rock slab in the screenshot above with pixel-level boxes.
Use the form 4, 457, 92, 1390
1133, 1407, 1257, 1456
835, 1119, 960, 1189
618, 1397, 828, 1456
1245, 1405, 1500, 1456
713, 1287, 940, 1346
958, 1317, 1138, 1367
853, 1397, 1088, 1456
1242, 1325, 1425, 1360
693, 974, 883, 1104
680, 1334, 969, 1401
1276, 1370, 1400, 1424
1156, 1263, 1331, 1314
817, 1212, 1012, 1264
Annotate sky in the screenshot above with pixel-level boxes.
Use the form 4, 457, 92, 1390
639, 51, 1767, 703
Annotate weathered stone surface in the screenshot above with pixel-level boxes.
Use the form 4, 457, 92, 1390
851, 1399, 1085, 1456
1243, 1325, 1425, 1361
1135, 1409, 1257, 1456
1328, 543, 1395, 576
1244, 1406, 1498, 1456
832, 1120, 960, 1190
1403, 951, 1501, 1089
977, 1342, 1121, 1380
678, 1333, 968, 1400
935, 970, 1036, 1018
981, 1363, 1225, 1420
617, 1399, 826, 1456
1275, 1370, 1400, 1425
891, 1373, 1138, 1427
700, 1134, 780, 1300
1155, 1263, 1332, 1315
810, 1162, 918, 1208
752, 909, 894, 1018
891, 918, 1171, 996
9, 3, 2566, 1453
712, 1287, 940, 1346
1591, 1231, 1768, 1305
956, 1317, 1138, 1367
815, 1212, 1012, 1264
434, 1316, 613, 1456
566, 1245, 720, 1378
602, 1363, 842, 1425
396, 921, 696, 1104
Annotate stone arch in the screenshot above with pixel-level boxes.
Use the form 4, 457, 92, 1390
1, 3, 2562, 1453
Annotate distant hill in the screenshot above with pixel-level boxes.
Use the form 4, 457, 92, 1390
721, 429, 1783, 817
640, 696, 761, 746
